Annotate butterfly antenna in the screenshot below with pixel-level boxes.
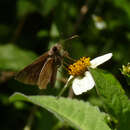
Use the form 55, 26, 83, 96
60, 35, 79, 45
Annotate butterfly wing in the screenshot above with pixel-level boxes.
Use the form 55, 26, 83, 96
37, 58, 54, 89
50, 66, 58, 87
15, 52, 49, 85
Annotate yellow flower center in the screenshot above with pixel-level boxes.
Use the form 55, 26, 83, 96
68, 57, 91, 76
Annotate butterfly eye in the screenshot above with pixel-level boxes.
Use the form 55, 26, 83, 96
53, 46, 58, 52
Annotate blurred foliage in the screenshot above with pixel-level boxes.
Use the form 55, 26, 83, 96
0, 44, 37, 71
0, 0, 130, 130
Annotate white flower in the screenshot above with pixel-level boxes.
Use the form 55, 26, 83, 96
67, 53, 112, 95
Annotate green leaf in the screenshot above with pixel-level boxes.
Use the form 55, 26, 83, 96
10, 92, 111, 130
17, 0, 37, 17
42, 0, 60, 15
17, 0, 60, 17
113, 0, 130, 18
0, 44, 37, 71
37, 30, 49, 38
50, 23, 60, 38
90, 68, 130, 130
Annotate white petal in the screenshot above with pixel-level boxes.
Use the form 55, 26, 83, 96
72, 71, 95, 95
90, 53, 112, 68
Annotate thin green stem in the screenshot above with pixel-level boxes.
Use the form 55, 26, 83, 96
57, 77, 74, 98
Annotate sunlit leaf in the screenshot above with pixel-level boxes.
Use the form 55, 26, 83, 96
90, 68, 130, 130
10, 92, 111, 130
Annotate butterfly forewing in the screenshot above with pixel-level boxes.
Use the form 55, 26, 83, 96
38, 58, 54, 89
15, 52, 49, 85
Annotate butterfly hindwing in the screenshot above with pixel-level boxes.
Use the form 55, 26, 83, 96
50, 65, 58, 87
37, 58, 54, 89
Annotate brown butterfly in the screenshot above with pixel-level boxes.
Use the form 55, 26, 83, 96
15, 44, 67, 89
